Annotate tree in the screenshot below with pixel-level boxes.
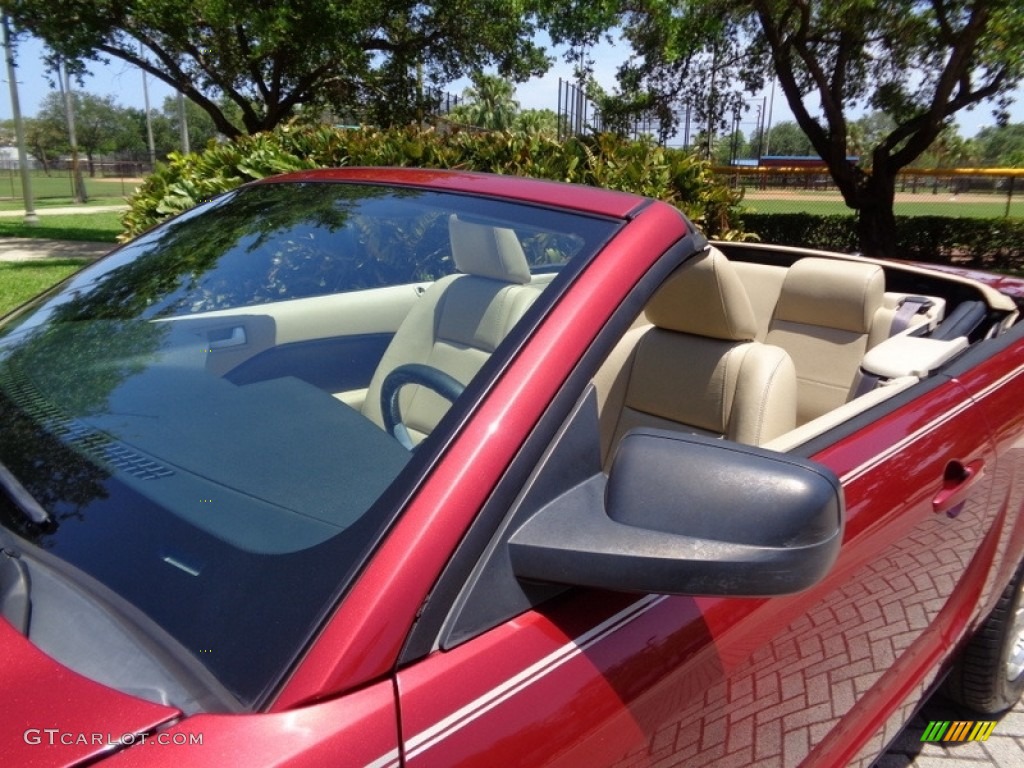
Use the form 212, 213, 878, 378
972, 123, 1024, 166
157, 94, 228, 153
760, 121, 815, 157
460, 74, 520, 130
5, 0, 551, 138
0, 119, 15, 146
553, 1, 1024, 256
515, 108, 560, 137
585, 74, 672, 141
713, 128, 747, 165
22, 116, 64, 173
35, 91, 138, 175
916, 123, 973, 169
545, 1, 762, 149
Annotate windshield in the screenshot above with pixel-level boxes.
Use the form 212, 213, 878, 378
0, 180, 620, 707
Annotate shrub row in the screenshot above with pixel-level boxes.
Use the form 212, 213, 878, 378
122, 124, 743, 240
122, 126, 1023, 274
742, 212, 1024, 273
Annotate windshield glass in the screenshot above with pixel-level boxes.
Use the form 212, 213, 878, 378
0, 180, 620, 707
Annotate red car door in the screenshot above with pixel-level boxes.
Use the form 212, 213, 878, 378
942, 333, 1024, 621
393, 326, 1005, 766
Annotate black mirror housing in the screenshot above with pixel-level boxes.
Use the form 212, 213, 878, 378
509, 430, 844, 597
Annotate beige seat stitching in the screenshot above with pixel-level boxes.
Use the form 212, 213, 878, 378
719, 344, 740, 434
752, 353, 788, 444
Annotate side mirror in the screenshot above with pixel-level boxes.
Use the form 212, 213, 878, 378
508, 430, 844, 597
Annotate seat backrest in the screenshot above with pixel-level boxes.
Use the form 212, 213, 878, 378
361, 216, 541, 444
765, 257, 885, 424
598, 248, 797, 464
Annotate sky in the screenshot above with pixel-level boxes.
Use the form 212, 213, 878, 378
4, 32, 1023, 142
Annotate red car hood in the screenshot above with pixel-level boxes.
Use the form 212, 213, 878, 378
0, 619, 180, 767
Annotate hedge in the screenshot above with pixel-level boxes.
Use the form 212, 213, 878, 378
121, 124, 743, 240
742, 212, 1024, 273
121, 125, 1023, 274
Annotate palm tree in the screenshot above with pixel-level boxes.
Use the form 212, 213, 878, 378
514, 109, 559, 137
462, 74, 519, 130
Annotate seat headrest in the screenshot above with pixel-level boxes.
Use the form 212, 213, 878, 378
449, 216, 531, 284
645, 248, 758, 341
774, 258, 884, 334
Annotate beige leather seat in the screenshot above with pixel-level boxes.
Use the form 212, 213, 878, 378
361, 215, 542, 445
765, 257, 888, 424
598, 248, 798, 465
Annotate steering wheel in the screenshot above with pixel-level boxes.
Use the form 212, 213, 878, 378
380, 363, 465, 450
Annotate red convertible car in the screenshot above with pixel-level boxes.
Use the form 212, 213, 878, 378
1, 168, 1023, 767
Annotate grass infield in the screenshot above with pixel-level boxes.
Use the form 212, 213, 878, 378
739, 189, 1024, 219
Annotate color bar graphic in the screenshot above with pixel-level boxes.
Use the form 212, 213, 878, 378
921, 720, 996, 742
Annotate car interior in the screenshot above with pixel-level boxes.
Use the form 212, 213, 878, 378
171, 221, 1020, 464
593, 241, 1023, 462
358, 216, 546, 445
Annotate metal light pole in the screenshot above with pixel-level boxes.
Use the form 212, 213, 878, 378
140, 44, 156, 169
1, 13, 37, 224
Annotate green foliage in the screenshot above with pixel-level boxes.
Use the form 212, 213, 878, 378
973, 124, 1024, 168
740, 213, 859, 251
459, 74, 520, 130
742, 212, 1024, 273
33, 91, 140, 175
121, 124, 743, 239
552, 1, 1024, 256
514, 109, 560, 137
6, 0, 553, 137
759, 122, 817, 158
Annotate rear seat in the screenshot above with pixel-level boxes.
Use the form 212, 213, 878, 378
733, 257, 944, 425
764, 258, 888, 424
593, 249, 953, 464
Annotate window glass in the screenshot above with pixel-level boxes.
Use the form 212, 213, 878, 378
0, 181, 620, 707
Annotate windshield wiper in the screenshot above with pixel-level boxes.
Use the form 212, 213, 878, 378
0, 460, 51, 527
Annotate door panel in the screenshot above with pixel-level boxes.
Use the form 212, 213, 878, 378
224, 333, 392, 391
161, 283, 427, 378
397, 378, 996, 767
946, 339, 1024, 615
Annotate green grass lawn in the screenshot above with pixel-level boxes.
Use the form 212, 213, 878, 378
0, 258, 91, 316
0, 211, 124, 242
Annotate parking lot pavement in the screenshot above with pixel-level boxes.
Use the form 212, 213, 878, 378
876, 691, 1024, 766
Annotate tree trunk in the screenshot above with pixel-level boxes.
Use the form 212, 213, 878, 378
855, 170, 899, 258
